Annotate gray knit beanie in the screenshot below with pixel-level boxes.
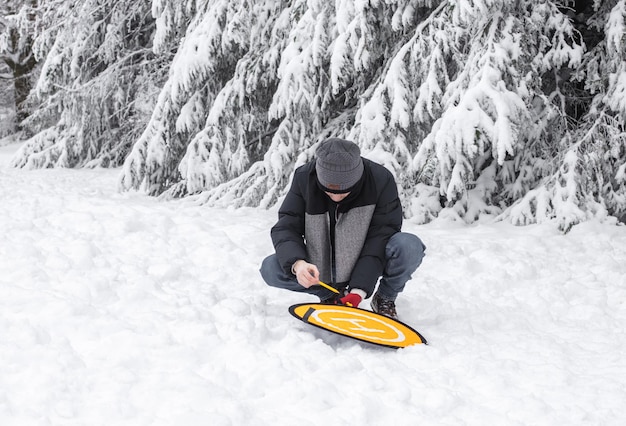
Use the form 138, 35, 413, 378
315, 138, 364, 193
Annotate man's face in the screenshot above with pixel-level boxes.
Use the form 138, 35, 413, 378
325, 191, 350, 202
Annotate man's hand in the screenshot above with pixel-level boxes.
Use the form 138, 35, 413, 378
292, 260, 320, 288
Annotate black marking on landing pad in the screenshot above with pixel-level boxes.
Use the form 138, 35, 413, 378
302, 307, 315, 322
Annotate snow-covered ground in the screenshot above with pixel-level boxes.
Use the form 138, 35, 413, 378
1, 141, 625, 425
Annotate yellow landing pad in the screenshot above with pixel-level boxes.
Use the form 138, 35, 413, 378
289, 303, 427, 348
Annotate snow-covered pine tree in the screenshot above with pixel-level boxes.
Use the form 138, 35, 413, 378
504, 0, 626, 230
569, 0, 626, 226
119, 0, 255, 195
590, 0, 626, 224
0, 0, 38, 133
11, 0, 161, 169
171, 0, 313, 207
362, 0, 585, 223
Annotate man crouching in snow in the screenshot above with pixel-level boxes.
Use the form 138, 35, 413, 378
260, 138, 426, 319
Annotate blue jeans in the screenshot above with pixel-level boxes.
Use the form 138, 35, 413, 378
260, 232, 425, 300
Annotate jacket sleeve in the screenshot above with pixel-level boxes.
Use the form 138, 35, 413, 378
270, 169, 309, 274
348, 170, 402, 296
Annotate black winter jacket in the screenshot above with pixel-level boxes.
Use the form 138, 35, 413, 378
271, 158, 402, 297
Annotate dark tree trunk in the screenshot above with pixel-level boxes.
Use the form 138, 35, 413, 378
11, 53, 37, 129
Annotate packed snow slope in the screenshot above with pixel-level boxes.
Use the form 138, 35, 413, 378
1, 142, 625, 425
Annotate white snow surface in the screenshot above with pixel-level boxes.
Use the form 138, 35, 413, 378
1, 142, 626, 425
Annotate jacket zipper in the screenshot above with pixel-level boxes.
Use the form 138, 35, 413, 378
328, 210, 335, 285
329, 206, 341, 286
